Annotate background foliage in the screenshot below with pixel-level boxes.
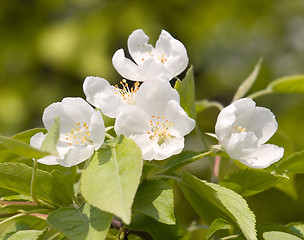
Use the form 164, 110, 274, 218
1, 0, 304, 239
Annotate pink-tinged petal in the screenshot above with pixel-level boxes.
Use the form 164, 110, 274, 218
238, 144, 284, 169
235, 106, 278, 145
164, 100, 195, 136
127, 29, 153, 64
154, 136, 185, 160
83, 76, 126, 118
112, 49, 145, 81
89, 110, 105, 150
136, 80, 180, 116
114, 105, 150, 137
215, 98, 256, 142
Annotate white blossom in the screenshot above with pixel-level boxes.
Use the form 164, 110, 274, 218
112, 29, 188, 82
114, 80, 195, 160
215, 98, 284, 168
83, 76, 140, 118
30, 97, 105, 167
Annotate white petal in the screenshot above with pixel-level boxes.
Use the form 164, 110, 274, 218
127, 29, 153, 64
114, 105, 150, 137
130, 134, 157, 161
136, 80, 180, 116
235, 106, 278, 145
225, 132, 258, 160
165, 100, 195, 136
83, 76, 126, 118
112, 49, 145, 81
89, 110, 105, 150
238, 144, 284, 169
155, 30, 188, 77
60, 145, 95, 167
215, 98, 256, 143
154, 136, 185, 160
43, 97, 94, 134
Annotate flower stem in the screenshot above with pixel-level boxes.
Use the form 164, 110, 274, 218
211, 155, 221, 183
246, 88, 272, 99
31, 158, 39, 203
0, 209, 48, 227
105, 133, 114, 140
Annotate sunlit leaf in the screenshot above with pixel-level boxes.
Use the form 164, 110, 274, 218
80, 136, 142, 224
0, 162, 73, 206
179, 171, 257, 240
4, 230, 44, 240
268, 75, 304, 94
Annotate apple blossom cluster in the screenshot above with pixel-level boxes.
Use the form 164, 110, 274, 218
31, 29, 284, 169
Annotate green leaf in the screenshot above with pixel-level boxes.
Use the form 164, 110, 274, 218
174, 66, 196, 119
47, 203, 112, 240
0, 135, 50, 160
179, 171, 257, 240
221, 168, 286, 197
40, 117, 60, 155
263, 231, 302, 240
233, 58, 262, 101
128, 213, 178, 240
4, 230, 44, 240
276, 149, 304, 174
268, 75, 304, 94
0, 162, 73, 206
80, 136, 143, 224
195, 99, 223, 115
132, 180, 175, 225
206, 218, 231, 240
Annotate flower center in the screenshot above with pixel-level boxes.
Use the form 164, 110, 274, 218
234, 125, 247, 133
140, 51, 167, 64
115, 79, 140, 105
147, 115, 175, 145
65, 122, 93, 146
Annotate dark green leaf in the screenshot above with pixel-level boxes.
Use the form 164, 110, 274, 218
195, 99, 223, 115
128, 213, 178, 240
47, 203, 112, 240
277, 149, 304, 174
132, 180, 175, 225
81, 136, 143, 224
221, 168, 286, 197
174, 66, 196, 119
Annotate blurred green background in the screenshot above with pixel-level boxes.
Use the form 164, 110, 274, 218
1, 0, 304, 237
